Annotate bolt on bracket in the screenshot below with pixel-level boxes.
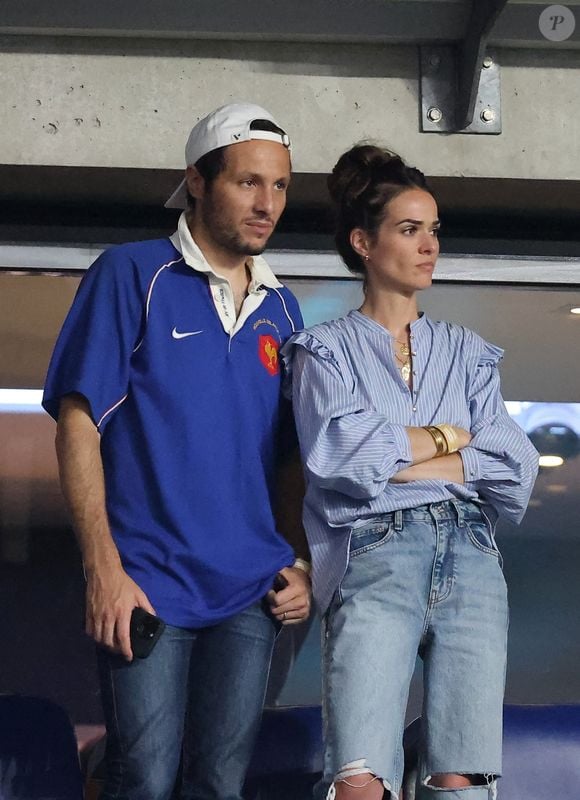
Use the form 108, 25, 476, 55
420, 46, 501, 134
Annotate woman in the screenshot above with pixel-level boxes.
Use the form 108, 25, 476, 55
282, 145, 538, 800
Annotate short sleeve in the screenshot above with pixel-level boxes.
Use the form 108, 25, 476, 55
42, 248, 146, 430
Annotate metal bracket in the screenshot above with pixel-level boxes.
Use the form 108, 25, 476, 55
420, 0, 507, 133
420, 46, 501, 134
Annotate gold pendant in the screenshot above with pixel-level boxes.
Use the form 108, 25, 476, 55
401, 362, 411, 382
400, 343, 410, 356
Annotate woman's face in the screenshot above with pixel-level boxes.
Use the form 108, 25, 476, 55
356, 188, 440, 296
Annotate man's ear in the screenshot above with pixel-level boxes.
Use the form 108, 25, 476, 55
185, 165, 205, 201
350, 228, 369, 260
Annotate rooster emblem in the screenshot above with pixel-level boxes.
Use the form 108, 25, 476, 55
258, 335, 280, 376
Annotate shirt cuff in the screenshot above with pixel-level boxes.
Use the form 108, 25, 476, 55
387, 423, 412, 466
459, 446, 481, 483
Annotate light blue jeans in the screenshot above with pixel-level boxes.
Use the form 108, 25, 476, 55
97, 600, 278, 800
317, 500, 508, 800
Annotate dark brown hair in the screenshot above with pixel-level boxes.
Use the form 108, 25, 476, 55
328, 144, 432, 275
187, 119, 288, 208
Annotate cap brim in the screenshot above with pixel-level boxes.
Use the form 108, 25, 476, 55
164, 178, 188, 209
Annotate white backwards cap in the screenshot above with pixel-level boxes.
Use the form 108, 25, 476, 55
165, 102, 291, 209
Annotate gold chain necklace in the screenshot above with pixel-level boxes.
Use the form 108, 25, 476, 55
393, 337, 410, 355
393, 339, 412, 382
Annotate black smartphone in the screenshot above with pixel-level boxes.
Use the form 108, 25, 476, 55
130, 608, 165, 659
272, 572, 289, 592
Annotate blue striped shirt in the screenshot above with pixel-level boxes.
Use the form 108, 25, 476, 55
282, 310, 539, 612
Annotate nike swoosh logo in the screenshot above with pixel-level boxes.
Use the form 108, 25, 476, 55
172, 328, 204, 339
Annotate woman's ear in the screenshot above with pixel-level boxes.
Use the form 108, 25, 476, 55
350, 228, 370, 261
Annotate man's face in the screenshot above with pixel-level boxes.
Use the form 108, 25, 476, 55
190, 139, 291, 257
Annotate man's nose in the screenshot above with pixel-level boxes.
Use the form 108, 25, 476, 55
254, 186, 274, 215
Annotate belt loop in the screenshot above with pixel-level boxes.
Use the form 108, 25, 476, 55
394, 509, 403, 531
450, 499, 465, 527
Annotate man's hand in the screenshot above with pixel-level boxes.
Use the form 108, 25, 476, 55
267, 566, 311, 626
86, 565, 155, 661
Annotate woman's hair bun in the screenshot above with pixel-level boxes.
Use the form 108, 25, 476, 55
327, 144, 408, 207
326, 142, 432, 276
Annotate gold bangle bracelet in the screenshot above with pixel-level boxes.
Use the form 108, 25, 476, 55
433, 424, 459, 454
422, 426, 437, 449
424, 426, 448, 457
425, 425, 447, 458
432, 428, 449, 456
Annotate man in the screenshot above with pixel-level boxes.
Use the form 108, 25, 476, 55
43, 103, 311, 799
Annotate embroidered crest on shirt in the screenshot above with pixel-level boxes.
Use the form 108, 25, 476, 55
258, 335, 279, 376
253, 317, 281, 340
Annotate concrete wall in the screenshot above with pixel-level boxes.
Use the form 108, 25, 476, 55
2, 36, 580, 180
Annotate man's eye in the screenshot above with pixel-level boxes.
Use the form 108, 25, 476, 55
275, 181, 288, 191
241, 179, 255, 187
403, 227, 416, 235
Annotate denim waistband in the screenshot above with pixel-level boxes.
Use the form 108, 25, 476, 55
363, 500, 484, 531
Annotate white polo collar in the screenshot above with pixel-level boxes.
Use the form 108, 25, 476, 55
170, 211, 282, 291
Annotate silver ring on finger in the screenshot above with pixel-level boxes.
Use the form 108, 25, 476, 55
282, 612, 287, 621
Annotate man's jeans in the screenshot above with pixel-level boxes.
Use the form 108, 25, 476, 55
97, 600, 278, 800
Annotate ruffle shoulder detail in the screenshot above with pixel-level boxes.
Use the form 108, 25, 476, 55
283, 326, 340, 364
476, 338, 504, 368
280, 323, 345, 396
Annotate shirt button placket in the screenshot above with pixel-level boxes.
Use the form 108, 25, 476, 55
411, 333, 417, 411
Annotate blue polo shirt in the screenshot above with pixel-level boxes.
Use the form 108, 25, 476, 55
43, 235, 303, 628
